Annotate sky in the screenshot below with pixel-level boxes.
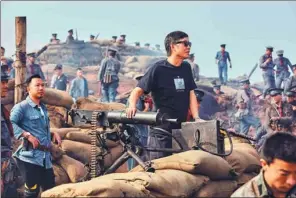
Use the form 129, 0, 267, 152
1, 1, 296, 82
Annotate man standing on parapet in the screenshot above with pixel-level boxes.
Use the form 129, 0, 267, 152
259, 46, 276, 98
26, 53, 46, 81
97, 48, 121, 103
126, 31, 199, 160
187, 53, 200, 82
90, 35, 95, 41
284, 65, 296, 93
66, 29, 74, 44
50, 33, 60, 44
215, 44, 232, 85
274, 50, 293, 88
69, 68, 89, 102
235, 79, 261, 135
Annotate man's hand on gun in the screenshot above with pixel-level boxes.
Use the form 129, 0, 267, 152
126, 105, 137, 118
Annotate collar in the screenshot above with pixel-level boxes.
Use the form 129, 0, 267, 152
257, 171, 274, 197
271, 98, 282, 107
26, 96, 43, 108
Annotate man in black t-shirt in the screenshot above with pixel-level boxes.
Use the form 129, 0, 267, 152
126, 31, 200, 160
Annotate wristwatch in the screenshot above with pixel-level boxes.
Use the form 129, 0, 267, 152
23, 132, 31, 139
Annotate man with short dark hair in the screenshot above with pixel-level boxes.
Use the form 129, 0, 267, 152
50, 64, 69, 91
126, 31, 199, 160
97, 48, 121, 103
232, 132, 296, 197
215, 44, 232, 85
69, 68, 89, 101
26, 53, 45, 81
10, 74, 61, 198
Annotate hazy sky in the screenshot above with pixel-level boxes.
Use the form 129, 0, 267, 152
1, 1, 296, 82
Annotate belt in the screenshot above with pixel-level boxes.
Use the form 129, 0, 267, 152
37, 145, 52, 152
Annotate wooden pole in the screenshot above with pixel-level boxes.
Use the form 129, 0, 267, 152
14, 17, 27, 104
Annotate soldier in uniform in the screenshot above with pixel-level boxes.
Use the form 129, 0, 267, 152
66, 29, 74, 44
97, 48, 121, 103
144, 43, 150, 49
232, 133, 296, 198
50, 64, 69, 91
1, 66, 18, 197
284, 64, 296, 93
264, 88, 293, 133
259, 46, 276, 98
135, 42, 140, 47
49, 33, 60, 44
90, 35, 95, 41
187, 53, 200, 82
155, 44, 161, 51
215, 44, 232, 85
111, 36, 117, 43
119, 34, 126, 44
274, 50, 293, 88
26, 53, 46, 81
235, 79, 261, 135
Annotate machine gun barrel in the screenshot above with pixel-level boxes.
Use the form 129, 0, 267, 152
107, 111, 179, 126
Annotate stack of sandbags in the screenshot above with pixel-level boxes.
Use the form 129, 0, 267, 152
50, 127, 125, 186
73, 97, 126, 111
41, 170, 209, 197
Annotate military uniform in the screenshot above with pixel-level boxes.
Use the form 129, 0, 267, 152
50, 64, 68, 91
26, 53, 46, 81
98, 48, 121, 103
284, 64, 296, 93
235, 79, 261, 135
187, 53, 200, 82
1, 68, 18, 197
49, 33, 60, 44
264, 88, 293, 133
231, 171, 296, 197
215, 44, 232, 85
259, 46, 276, 97
90, 34, 95, 41
66, 29, 74, 44
274, 50, 293, 88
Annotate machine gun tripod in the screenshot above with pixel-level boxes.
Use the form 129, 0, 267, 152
69, 110, 183, 181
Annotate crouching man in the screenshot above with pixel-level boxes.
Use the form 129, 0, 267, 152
10, 74, 61, 198
231, 132, 296, 197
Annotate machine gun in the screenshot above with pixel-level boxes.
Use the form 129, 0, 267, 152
69, 109, 182, 180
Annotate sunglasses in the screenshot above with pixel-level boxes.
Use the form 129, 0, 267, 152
175, 41, 192, 47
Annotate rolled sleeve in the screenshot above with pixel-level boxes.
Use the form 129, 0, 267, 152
10, 104, 25, 139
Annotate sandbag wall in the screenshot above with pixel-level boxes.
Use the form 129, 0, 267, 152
49, 127, 126, 186
43, 141, 261, 197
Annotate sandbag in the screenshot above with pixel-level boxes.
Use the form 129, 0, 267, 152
65, 131, 120, 148
41, 88, 73, 109
195, 180, 238, 198
50, 128, 81, 139
52, 164, 70, 186
226, 143, 260, 159
50, 143, 64, 161
224, 149, 261, 175
56, 155, 88, 183
236, 172, 258, 187
41, 179, 151, 197
131, 150, 237, 180
224, 136, 251, 146
74, 97, 125, 111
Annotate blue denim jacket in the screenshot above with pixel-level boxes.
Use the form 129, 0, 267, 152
215, 51, 231, 67
10, 96, 52, 169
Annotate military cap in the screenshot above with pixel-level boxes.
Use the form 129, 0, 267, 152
220, 44, 226, 48
68, 29, 73, 33
1, 65, 9, 81
189, 53, 195, 58
52, 33, 57, 37
213, 84, 221, 90
239, 78, 250, 85
144, 43, 150, 46
54, 64, 63, 70
120, 34, 126, 39
135, 42, 140, 46
194, 89, 205, 101
266, 46, 273, 52
269, 88, 283, 96
90, 35, 95, 39
284, 90, 296, 97
276, 50, 284, 55
134, 74, 144, 81
112, 36, 117, 39
108, 48, 118, 53
27, 53, 36, 58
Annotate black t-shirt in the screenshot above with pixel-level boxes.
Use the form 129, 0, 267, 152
137, 59, 197, 128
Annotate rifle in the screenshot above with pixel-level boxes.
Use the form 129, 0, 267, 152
95, 33, 100, 40
248, 63, 258, 79
75, 29, 78, 40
